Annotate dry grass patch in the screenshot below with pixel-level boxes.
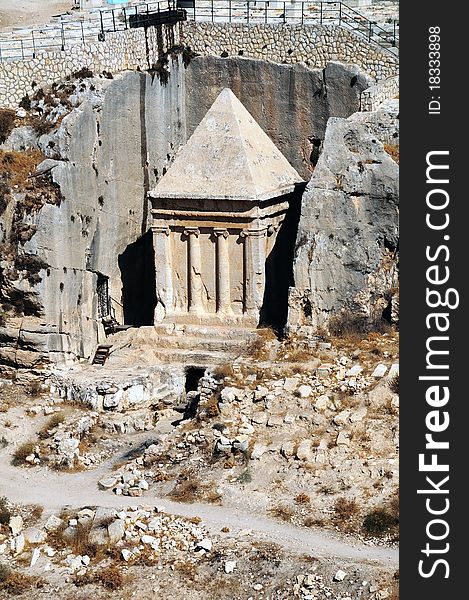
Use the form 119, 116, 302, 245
213, 363, 235, 380
0, 150, 44, 189
12, 441, 36, 466
384, 143, 399, 164
246, 328, 277, 361
0, 563, 44, 595
269, 504, 294, 523
38, 412, 66, 439
74, 563, 129, 590
169, 472, 222, 504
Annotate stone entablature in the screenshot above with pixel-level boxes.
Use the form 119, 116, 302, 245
149, 88, 303, 328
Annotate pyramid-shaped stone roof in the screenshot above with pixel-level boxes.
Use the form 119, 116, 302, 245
149, 88, 303, 202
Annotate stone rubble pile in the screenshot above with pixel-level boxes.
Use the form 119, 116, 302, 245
0, 504, 212, 576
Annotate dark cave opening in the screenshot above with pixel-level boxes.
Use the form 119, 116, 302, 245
118, 230, 156, 326
185, 366, 205, 393
259, 184, 306, 335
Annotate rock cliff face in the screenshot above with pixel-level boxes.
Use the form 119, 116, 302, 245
185, 58, 372, 179
287, 100, 399, 333
0, 57, 376, 367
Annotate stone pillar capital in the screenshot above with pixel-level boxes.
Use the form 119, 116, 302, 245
183, 226, 200, 237
152, 225, 171, 236
213, 228, 229, 239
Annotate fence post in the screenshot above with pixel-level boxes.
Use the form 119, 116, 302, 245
123, 7, 127, 29
229, 0, 232, 23
100, 11, 104, 35
31, 30, 36, 58
320, 2, 323, 24
283, 1, 286, 23
112, 9, 116, 32
301, 1, 304, 25
211, 0, 214, 23
339, 2, 342, 26
61, 23, 65, 51
264, 0, 267, 24
247, 0, 250, 24
393, 20, 397, 46
21, 39, 25, 60
369, 21, 372, 42
81, 22, 85, 44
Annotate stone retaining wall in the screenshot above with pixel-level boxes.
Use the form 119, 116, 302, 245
0, 21, 398, 108
360, 74, 399, 111
182, 22, 398, 81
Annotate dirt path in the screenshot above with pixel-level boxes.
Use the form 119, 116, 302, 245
0, 444, 398, 567
0, 0, 73, 30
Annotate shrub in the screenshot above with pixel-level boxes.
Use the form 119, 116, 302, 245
26, 379, 43, 397
29, 115, 54, 136
389, 373, 399, 394
72, 66, 94, 79
269, 504, 294, 523
329, 310, 391, 340
295, 492, 310, 505
29, 504, 44, 523
0, 109, 15, 144
362, 508, 399, 537
19, 95, 32, 111
333, 497, 359, 531
12, 441, 36, 465
0, 496, 11, 525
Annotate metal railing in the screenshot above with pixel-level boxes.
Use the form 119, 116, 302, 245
0, 1, 398, 63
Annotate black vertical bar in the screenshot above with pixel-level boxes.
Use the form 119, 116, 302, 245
100, 10, 104, 34
229, 0, 232, 23
339, 1, 342, 25
21, 39, 24, 59
301, 1, 304, 25
264, 1, 267, 24
112, 9, 116, 32
61, 23, 65, 50
369, 21, 372, 42
320, 2, 323, 24
211, 0, 214, 23
283, 1, 286, 23
32, 30, 36, 58
81, 22, 84, 43
123, 7, 127, 29
247, 0, 250, 24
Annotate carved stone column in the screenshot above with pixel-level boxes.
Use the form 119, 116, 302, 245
152, 225, 173, 323
241, 228, 267, 318
214, 228, 232, 314
183, 227, 204, 314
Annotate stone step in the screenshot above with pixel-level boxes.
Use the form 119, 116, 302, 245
153, 333, 247, 352
152, 347, 238, 367
153, 322, 264, 340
